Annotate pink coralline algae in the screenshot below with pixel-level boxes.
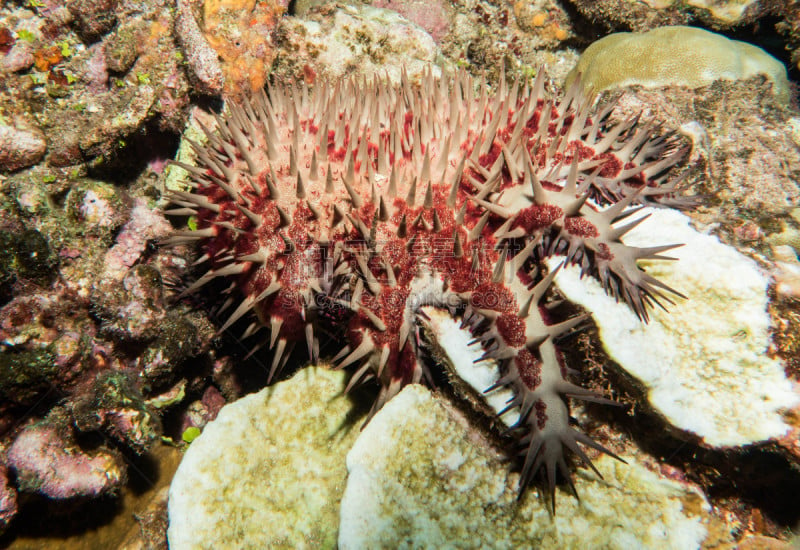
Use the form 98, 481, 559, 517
372, 0, 453, 43
166, 68, 690, 506
0, 463, 17, 535
104, 198, 172, 281
7, 419, 123, 500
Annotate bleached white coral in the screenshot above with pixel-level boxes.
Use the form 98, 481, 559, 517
340, 384, 712, 549
550, 208, 798, 447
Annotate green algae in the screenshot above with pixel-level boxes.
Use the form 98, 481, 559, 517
0, 346, 59, 405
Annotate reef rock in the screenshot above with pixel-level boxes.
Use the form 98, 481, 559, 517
0, 0, 189, 167
371, 0, 454, 44
103, 198, 172, 282
175, 0, 225, 96
167, 367, 361, 549
0, 120, 47, 173
566, 0, 770, 30
339, 384, 714, 549
593, 80, 800, 221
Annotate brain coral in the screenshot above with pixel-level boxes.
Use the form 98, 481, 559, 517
165, 67, 691, 506
566, 26, 791, 103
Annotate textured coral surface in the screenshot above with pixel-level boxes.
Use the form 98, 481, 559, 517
167, 68, 689, 501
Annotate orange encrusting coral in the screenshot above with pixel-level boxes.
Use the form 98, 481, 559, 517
201, 0, 285, 97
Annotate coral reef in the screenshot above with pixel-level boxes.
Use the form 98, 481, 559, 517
777, 2, 800, 73
0, 0, 798, 544
0, 131, 213, 538
175, 0, 225, 96
566, 2, 800, 82
0, 227, 57, 300
598, 79, 800, 223
0, 291, 95, 406
72, 370, 162, 453
682, 0, 765, 26
372, 0, 454, 44
175, 0, 286, 98
0, 119, 47, 172
444, 0, 578, 81
769, 209, 800, 299
178, 385, 225, 434
167, 365, 725, 548
201, 0, 285, 97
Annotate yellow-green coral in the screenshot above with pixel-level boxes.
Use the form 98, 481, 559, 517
766, 209, 800, 252
686, 0, 760, 25
567, 26, 790, 103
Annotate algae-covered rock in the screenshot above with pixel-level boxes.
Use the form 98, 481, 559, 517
339, 384, 713, 550
0, 0, 189, 169
64, 179, 128, 243
566, 0, 767, 30
73, 369, 162, 454
590, 80, 799, 220
167, 367, 363, 549
0, 345, 59, 406
567, 26, 791, 103
0, 228, 58, 290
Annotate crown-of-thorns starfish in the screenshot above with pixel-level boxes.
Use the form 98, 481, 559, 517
165, 66, 691, 508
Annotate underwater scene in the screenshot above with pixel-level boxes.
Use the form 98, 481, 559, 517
1, 0, 800, 548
